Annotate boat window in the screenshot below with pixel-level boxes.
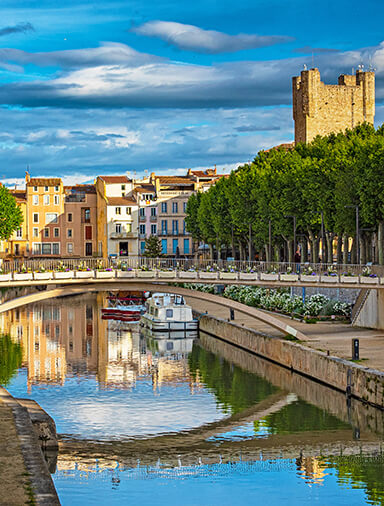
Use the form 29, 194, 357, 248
166, 309, 173, 318
154, 308, 159, 317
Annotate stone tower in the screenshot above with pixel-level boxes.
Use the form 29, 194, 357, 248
292, 68, 375, 144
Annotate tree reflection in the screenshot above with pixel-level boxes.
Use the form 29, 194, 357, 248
0, 334, 22, 386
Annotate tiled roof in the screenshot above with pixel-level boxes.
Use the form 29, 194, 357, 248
134, 184, 156, 193
107, 197, 137, 206
10, 190, 26, 202
264, 142, 294, 153
156, 176, 195, 185
99, 175, 130, 184
64, 184, 96, 194
27, 178, 61, 186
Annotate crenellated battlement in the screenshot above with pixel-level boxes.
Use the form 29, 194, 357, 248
292, 68, 375, 144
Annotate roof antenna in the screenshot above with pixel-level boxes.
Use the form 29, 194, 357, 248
303, 63, 307, 71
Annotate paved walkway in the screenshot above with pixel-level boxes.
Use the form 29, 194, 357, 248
0, 396, 30, 505
186, 296, 384, 372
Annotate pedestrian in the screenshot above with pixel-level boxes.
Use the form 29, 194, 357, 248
294, 248, 301, 273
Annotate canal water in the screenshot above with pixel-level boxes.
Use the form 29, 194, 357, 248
1, 291, 384, 505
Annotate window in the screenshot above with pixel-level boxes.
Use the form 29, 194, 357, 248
151, 207, 156, 216
16, 228, 22, 238
45, 186, 49, 192
44, 195, 50, 205
45, 213, 58, 224
184, 238, 190, 254
67, 243, 73, 254
126, 207, 131, 215
54, 228, 59, 238
55, 185, 59, 192
139, 224, 146, 235
183, 219, 186, 234
115, 207, 121, 215
140, 241, 145, 253
67, 229, 73, 238
33, 213, 39, 223
173, 239, 178, 254
83, 208, 91, 222
121, 184, 126, 191
161, 202, 167, 213
33, 227, 39, 237
67, 213, 73, 222
85, 226, 92, 240
115, 223, 121, 234
161, 239, 167, 254
139, 208, 145, 217
33, 195, 39, 205
54, 195, 60, 205
172, 202, 178, 213
52, 243, 60, 255
183, 201, 187, 213
85, 243, 92, 256
172, 220, 178, 235
44, 228, 49, 238
33, 186, 38, 192
151, 224, 157, 235
143, 194, 152, 201
161, 220, 167, 234
42, 243, 51, 254
126, 223, 132, 233
166, 309, 173, 318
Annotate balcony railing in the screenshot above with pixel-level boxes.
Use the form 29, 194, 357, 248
150, 215, 157, 221
110, 232, 137, 239
139, 215, 146, 222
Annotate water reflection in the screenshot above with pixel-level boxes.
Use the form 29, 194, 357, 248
1, 292, 384, 505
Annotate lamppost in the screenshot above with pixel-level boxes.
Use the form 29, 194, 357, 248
268, 219, 272, 264
345, 205, 360, 264
284, 215, 297, 261
315, 211, 325, 262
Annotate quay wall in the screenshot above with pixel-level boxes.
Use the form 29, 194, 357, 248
198, 314, 384, 409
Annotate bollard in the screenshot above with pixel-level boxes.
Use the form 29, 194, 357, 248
352, 338, 359, 361
230, 308, 235, 320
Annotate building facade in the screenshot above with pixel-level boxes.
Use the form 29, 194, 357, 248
292, 68, 375, 144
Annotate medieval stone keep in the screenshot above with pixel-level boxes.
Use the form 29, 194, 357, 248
292, 67, 375, 144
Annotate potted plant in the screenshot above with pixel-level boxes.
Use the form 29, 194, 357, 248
0, 269, 11, 282
260, 265, 279, 281
320, 267, 339, 283
178, 267, 198, 279
75, 261, 94, 279
280, 266, 299, 282
33, 265, 53, 280
239, 266, 257, 281
158, 267, 177, 279
13, 264, 33, 281
219, 265, 238, 280
136, 264, 155, 278
300, 266, 320, 282
116, 266, 135, 278
360, 266, 379, 285
340, 270, 359, 284
54, 262, 75, 279
199, 265, 218, 279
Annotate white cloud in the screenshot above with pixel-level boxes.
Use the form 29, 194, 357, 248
132, 21, 293, 54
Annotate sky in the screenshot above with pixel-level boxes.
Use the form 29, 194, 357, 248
1, 0, 384, 185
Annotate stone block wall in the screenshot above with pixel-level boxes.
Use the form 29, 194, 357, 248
293, 68, 375, 144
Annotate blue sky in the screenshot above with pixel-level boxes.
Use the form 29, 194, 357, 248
1, 0, 384, 184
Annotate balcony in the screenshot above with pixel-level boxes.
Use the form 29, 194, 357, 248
65, 194, 86, 203
110, 232, 137, 239
150, 215, 157, 222
139, 215, 146, 222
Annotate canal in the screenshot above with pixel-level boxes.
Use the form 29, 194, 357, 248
1, 291, 384, 505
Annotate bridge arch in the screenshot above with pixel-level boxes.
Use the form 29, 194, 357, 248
0, 281, 308, 340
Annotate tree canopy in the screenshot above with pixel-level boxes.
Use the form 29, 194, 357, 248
0, 186, 23, 241
185, 123, 384, 264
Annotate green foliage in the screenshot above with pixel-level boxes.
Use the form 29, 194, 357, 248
143, 235, 163, 258
0, 186, 23, 240
184, 123, 384, 262
0, 334, 22, 386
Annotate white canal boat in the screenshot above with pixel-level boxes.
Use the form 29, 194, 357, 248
140, 293, 198, 338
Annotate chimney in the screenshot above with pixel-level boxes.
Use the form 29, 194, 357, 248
25, 171, 31, 183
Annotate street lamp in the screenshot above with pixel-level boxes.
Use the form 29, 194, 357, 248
284, 215, 296, 260
315, 211, 325, 262
345, 205, 360, 264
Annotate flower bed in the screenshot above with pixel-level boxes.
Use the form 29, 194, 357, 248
260, 273, 278, 281
116, 270, 135, 278
137, 270, 155, 278
239, 272, 257, 281
33, 272, 53, 280
75, 270, 94, 279
300, 274, 320, 282
219, 272, 238, 280
320, 274, 339, 283
360, 276, 379, 285
199, 272, 218, 279
280, 273, 299, 282
340, 275, 359, 284
0, 273, 11, 282
13, 272, 33, 281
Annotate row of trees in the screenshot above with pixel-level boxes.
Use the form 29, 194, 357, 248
185, 123, 384, 264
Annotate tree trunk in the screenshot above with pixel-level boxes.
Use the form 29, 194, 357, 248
325, 232, 334, 263
300, 239, 308, 263
308, 229, 319, 264
336, 235, 342, 264
378, 221, 384, 265
350, 237, 357, 264
342, 234, 349, 264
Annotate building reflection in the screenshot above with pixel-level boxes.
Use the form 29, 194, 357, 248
296, 454, 327, 485
0, 291, 200, 392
